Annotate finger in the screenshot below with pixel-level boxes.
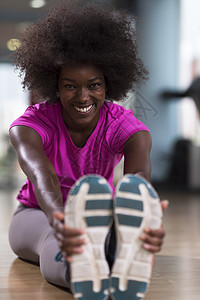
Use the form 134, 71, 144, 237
143, 227, 165, 238
55, 232, 65, 243
62, 225, 85, 237
53, 219, 65, 233
60, 251, 72, 262
61, 236, 87, 248
54, 220, 84, 236
54, 211, 65, 222
160, 200, 169, 212
143, 243, 162, 253
61, 245, 84, 257
66, 255, 72, 263
140, 233, 163, 248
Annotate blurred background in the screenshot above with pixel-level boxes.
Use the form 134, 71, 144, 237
1, 0, 200, 192
1, 2, 200, 299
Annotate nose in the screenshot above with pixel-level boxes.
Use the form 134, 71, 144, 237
77, 87, 89, 102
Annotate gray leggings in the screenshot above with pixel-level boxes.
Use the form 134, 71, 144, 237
9, 204, 115, 289
9, 204, 70, 289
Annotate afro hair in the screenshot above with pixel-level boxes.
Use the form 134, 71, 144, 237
13, 0, 148, 102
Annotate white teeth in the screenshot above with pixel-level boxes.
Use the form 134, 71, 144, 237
74, 104, 93, 112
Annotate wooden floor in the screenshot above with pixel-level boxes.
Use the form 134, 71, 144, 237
1, 187, 200, 299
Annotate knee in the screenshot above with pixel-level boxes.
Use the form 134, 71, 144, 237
9, 221, 22, 257
8, 222, 39, 263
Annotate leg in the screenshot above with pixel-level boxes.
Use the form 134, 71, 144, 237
9, 204, 70, 289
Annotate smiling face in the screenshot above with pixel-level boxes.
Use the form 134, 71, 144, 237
58, 64, 106, 132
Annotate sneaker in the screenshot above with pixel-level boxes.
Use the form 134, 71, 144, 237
64, 175, 113, 300
110, 174, 163, 300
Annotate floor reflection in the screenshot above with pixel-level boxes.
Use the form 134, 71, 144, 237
8, 258, 73, 300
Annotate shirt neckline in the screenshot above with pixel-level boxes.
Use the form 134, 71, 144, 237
58, 101, 104, 150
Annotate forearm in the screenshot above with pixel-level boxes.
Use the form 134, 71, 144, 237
124, 155, 151, 182
33, 170, 64, 225
123, 131, 152, 182
24, 162, 64, 224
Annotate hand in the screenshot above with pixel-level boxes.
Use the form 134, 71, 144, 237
53, 212, 87, 262
139, 200, 169, 253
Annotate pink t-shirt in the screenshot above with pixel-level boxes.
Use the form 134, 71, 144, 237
10, 100, 149, 208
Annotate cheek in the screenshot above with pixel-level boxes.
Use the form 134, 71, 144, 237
59, 90, 74, 100
97, 93, 105, 107
97, 89, 105, 99
59, 94, 71, 107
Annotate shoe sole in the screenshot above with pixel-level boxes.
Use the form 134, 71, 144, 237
110, 174, 163, 300
64, 175, 113, 300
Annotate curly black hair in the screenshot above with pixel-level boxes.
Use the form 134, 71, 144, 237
13, 0, 148, 102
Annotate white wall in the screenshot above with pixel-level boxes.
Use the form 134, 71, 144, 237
179, 0, 200, 143
0, 63, 28, 156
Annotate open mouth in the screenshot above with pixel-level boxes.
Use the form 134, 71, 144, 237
73, 104, 94, 113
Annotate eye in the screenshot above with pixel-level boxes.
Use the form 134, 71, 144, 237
64, 84, 76, 89
89, 82, 101, 89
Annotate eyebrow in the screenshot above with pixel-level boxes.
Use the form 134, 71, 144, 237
61, 77, 104, 82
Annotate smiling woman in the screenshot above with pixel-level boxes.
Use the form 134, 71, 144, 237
8, 1, 166, 300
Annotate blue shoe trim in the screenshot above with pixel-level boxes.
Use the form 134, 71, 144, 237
117, 214, 143, 227
86, 216, 113, 227
70, 176, 111, 196
111, 277, 147, 300
85, 199, 113, 210
73, 279, 109, 300
119, 175, 157, 199
115, 197, 143, 211
69, 175, 113, 227
118, 181, 140, 195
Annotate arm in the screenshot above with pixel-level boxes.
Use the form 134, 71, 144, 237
10, 125, 86, 260
123, 130, 167, 253
9, 125, 64, 225
123, 130, 152, 180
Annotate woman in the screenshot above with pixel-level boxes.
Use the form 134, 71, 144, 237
9, 1, 167, 299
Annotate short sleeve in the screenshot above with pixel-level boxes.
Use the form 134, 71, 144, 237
9, 104, 53, 148
106, 108, 150, 154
